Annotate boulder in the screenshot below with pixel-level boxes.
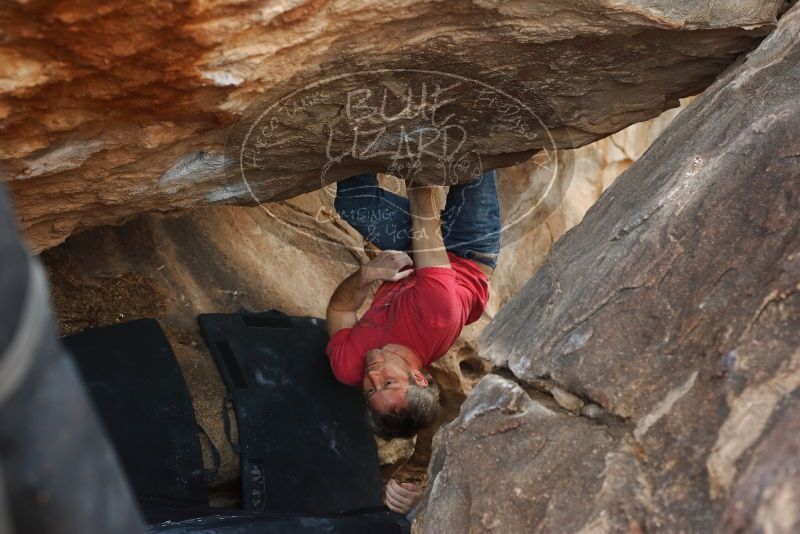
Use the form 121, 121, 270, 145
419, 4, 800, 532
414, 375, 643, 533
1, 0, 782, 252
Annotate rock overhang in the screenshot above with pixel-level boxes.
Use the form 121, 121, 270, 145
0, 0, 784, 251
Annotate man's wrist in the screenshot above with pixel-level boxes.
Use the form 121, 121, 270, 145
357, 267, 376, 286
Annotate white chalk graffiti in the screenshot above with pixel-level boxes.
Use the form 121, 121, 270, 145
231, 69, 565, 257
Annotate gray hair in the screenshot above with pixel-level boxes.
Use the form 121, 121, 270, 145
367, 370, 440, 439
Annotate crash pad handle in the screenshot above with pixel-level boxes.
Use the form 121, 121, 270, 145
222, 394, 242, 455
196, 423, 221, 482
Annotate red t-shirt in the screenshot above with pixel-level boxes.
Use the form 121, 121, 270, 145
326, 252, 489, 386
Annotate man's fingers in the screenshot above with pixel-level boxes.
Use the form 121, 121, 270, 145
390, 480, 411, 494
385, 496, 405, 514
396, 252, 413, 266
383, 249, 410, 259
376, 250, 413, 268
391, 493, 414, 510
398, 483, 421, 494
387, 479, 404, 496
385, 499, 403, 514
376, 250, 399, 264
391, 479, 421, 494
393, 490, 416, 503
390, 269, 413, 281
369, 251, 414, 283
383, 486, 399, 512
387, 482, 415, 506
387, 252, 413, 268
385, 490, 410, 512
393, 483, 421, 499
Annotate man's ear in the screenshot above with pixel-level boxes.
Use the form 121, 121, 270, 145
411, 370, 429, 387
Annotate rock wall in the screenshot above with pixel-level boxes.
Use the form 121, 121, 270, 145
416, 5, 800, 532
1, 0, 782, 252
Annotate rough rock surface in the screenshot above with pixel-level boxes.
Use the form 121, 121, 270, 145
2, 0, 782, 252
415, 375, 637, 533
418, 5, 800, 533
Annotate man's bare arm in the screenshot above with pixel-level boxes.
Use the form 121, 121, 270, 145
326, 269, 372, 337
407, 186, 451, 269
326, 250, 414, 337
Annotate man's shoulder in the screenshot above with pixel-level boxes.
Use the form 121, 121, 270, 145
325, 328, 365, 386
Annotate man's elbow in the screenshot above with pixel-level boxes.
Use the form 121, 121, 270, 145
327, 309, 358, 337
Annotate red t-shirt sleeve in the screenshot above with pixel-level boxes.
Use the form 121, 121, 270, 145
325, 328, 364, 386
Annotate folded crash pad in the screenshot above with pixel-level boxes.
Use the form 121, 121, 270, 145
197, 310, 383, 515
63, 319, 208, 506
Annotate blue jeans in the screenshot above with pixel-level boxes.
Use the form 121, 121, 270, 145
334, 170, 501, 269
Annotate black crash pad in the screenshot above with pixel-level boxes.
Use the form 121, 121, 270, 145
198, 311, 383, 515
63, 319, 208, 506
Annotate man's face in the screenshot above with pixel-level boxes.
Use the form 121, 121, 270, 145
362, 349, 412, 414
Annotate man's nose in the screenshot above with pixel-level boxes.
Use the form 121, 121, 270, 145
367, 370, 382, 387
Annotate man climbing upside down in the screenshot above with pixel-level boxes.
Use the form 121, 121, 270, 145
326, 170, 500, 514
325, 170, 501, 441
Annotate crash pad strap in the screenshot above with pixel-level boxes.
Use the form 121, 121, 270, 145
197, 423, 221, 482
198, 310, 384, 515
